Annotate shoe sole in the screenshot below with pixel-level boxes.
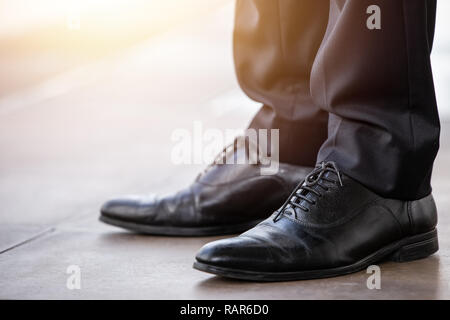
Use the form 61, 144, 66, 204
99, 215, 263, 236
193, 228, 439, 281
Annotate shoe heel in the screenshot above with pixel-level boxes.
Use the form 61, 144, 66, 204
390, 229, 439, 263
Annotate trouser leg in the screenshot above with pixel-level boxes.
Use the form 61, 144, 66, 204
310, 0, 439, 199
234, 0, 330, 166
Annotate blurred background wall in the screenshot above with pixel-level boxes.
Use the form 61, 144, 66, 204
0, 0, 448, 116
432, 1, 450, 119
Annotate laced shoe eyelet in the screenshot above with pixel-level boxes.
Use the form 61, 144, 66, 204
272, 161, 341, 221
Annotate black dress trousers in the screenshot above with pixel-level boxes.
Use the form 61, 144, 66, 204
234, 0, 440, 200
234, 0, 330, 166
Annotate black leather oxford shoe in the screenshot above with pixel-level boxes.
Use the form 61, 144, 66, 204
100, 140, 312, 236
194, 161, 439, 281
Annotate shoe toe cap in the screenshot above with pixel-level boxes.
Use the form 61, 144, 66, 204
100, 194, 157, 221
195, 236, 271, 271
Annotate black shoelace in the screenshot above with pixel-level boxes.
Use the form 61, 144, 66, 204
195, 137, 260, 181
273, 161, 343, 222
195, 142, 235, 181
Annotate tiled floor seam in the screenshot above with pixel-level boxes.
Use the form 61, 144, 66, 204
0, 227, 55, 255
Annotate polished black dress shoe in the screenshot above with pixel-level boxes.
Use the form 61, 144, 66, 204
100, 141, 312, 236
194, 161, 439, 281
